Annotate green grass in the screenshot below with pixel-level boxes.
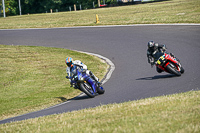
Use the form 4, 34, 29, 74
0, 90, 199, 133
0, 45, 108, 120
0, 0, 200, 29
0, 0, 199, 132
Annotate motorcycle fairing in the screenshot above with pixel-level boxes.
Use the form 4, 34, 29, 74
77, 70, 97, 93
156, 53, 181, 72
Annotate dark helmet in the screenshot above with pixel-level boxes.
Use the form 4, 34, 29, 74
65, 57, 73, 67
148, 41, 155, 49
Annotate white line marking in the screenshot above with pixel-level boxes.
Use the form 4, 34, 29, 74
0, 24, 200, 30
73, 50, 115, 85
33, 50, 115, 108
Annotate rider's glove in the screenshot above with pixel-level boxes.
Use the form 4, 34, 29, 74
70, 82, 73, 87
70, 82, 75, 87
150, 61, 154, 67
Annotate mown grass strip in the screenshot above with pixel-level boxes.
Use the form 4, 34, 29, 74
0, 0, 199, 131
0, 0, 199, 29
0, 90, 199, 133
0, 44, 108, 120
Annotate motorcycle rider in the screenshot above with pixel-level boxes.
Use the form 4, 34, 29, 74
147, 41, 179, 73
65, 57, 101, 87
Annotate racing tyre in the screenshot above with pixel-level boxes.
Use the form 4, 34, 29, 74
166, 63, 181, 76
97, 86, 105, 94
80, 82, 95, 98
180, 67, 184, 74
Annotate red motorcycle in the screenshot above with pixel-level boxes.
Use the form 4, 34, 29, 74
155, 52, 184, 76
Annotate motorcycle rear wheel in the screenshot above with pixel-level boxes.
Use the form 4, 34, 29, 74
166, 63, 181, 76
80, 82, 95, 98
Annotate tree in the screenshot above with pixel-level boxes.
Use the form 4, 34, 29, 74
0, 0, 103, 16
0, 0, 18, 16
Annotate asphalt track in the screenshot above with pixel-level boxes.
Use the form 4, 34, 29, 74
0, 24, 200, 124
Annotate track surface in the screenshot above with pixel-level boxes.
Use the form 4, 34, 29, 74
0, 25, 200, 124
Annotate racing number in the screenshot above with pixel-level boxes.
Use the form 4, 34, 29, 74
157, 56, 165, 65
157, 60, 161, 65
160, 56, 165, 60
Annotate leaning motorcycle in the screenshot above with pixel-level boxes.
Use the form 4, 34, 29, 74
155, 52, 184, 76
67, 67, 105, 98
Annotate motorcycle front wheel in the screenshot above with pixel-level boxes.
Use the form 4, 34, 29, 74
180, 67, 184, 74
80, 82, 95, 98
166, 63, 181, 76
97, 86, 105, 94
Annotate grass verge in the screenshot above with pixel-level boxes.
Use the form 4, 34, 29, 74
0, 0, 199, 29
0, 0, 199, 131
0, 90, 199, 133
0, 44, 108, 120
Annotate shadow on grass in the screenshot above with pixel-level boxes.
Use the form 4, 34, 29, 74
55, 92, 91, 103
136, 74, 177, 80
55, 97, 68, 102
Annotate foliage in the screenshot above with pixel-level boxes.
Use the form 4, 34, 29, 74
0, 0, 100, 15
0, 0, 18, 16
0, 0, 169, 16
0, 0, 199, 29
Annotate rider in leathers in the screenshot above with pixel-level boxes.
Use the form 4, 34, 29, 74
147, 41, 179, 73
65, 57, 101, 87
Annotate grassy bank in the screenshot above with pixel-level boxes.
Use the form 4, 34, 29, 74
0, 0, 199, 131
0, 45, 108, 120
0, 0, 199, 29
0, 90, 199, 132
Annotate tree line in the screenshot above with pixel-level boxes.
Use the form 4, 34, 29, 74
0, 0, 119, 16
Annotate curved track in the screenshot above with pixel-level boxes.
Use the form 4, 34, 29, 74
0, 24, 200, 124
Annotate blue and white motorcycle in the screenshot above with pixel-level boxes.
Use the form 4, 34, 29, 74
66, 67, 105, 98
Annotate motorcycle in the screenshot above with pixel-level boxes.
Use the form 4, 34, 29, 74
66, 67, 105, 98
154, 52, 184, 76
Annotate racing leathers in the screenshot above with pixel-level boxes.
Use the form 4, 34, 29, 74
147, 43, 167, 73
147, 43, 180, 73
66, 60, 100, 87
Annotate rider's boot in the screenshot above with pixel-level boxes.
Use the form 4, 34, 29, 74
156, 67, 163, 73
170, 53, 180, 62
91, 75, 102, 86
90, 72, 101, 86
